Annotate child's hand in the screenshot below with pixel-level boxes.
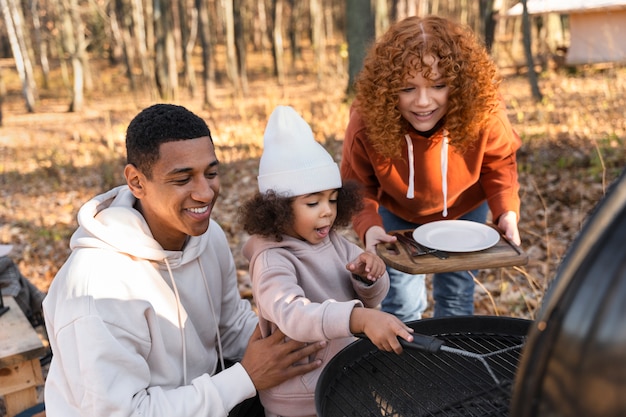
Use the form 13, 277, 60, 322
346, 252, 387, 282
349, 308, 414, 354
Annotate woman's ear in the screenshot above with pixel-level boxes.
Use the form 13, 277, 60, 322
124, 164, 146, 198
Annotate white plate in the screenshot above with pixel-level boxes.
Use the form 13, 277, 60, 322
412, 220, 500, 252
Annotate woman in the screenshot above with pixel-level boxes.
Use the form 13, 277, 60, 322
341, 15, 522, 321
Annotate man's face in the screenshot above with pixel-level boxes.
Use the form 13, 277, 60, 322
124, 136, 220, 251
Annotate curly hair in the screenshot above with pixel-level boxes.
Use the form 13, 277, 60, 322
126, 104, 213, 178
238, 180, 364, 242
355, 15, 502, 158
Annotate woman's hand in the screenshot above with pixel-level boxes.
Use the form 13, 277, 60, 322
497, 211, 521, 246
349, 307, 413, 354
364, 225, 396, 253
346, 251, 387, 282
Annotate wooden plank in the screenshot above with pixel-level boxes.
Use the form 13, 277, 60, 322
4, 387, 39, 417
0, 297, 47, 368
0, 358, 44, 396
376, 228, 528, 274
0, 359, 44, 417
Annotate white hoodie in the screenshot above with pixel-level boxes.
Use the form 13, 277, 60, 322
43, 185, 258, 417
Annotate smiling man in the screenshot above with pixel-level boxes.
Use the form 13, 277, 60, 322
42, 104, 325, 417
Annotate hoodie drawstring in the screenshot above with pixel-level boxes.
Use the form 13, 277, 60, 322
198, 260, 226, 373
441, 130, 449, 217
164, 258, 188, 385
163, 258, 225, 385
404, 134, 415, 199
404, 132, 449, 217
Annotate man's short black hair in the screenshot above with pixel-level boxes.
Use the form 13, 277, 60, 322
126, 104, 213, 178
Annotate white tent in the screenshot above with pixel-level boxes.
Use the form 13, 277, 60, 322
506, 0, 626, 64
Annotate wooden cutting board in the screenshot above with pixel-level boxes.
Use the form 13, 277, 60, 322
376, 228, 528, 274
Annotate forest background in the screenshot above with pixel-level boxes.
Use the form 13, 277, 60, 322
0, 0, 625, 321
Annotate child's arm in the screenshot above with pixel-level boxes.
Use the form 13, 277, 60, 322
349, 307, 414, 354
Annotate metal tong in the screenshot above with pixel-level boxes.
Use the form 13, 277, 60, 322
356, 332, 522, 385
392, 231, 449, 259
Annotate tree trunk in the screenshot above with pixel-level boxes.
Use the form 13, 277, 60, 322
479, 0, 497, 52
0, 0, 36, 112
130, 0, 157, 97
110, 4, 137, 91
154, 0, 178, 100
197, 0, 216, 107
234, 0, 248, 95
521, 0, 542, 102
271, 0, 285, 85
223, 0, 242, 97
287, 0, 303, 65
180, 0, 198, 96
30, 0, 50, 88
0, 68, 4, 124
346, 0, 374, 96
310, 0, 324, 84
62, 0, 86, 112
374, 0, 389, 38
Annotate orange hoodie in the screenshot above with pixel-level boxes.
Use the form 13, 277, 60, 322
341, 105, 522, 242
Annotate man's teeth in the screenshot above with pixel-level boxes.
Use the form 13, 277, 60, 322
189, 206, 209, 214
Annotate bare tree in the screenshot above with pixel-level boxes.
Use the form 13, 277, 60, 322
271, 0, 285, 85
110, 0, 138, 91
234, 0, 249, 95
0, 0, 37, 112
180, 0, 198, 95
30, 0, 50, 88
197, 0, 216, 107
345, 0, 374, 96
130, 0, 157, 97
310, 0, 324, 84
374, 0, 389, 37
63, 0, 86, 111
154, 0, 179, 100
520, 0, 542, 101
223, 0, 242, 97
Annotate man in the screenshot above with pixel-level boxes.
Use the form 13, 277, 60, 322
43, 104, 325, 416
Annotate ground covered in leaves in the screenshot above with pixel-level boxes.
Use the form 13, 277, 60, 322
1, 59, 625, 321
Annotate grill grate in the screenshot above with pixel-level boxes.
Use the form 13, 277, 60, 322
318, 333, 525, 417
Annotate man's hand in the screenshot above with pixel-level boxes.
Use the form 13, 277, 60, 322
240, 326, 326, 391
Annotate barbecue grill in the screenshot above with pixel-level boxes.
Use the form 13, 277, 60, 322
316, 316, 530, 417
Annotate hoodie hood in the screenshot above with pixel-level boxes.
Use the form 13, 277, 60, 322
242, 232, 324, 268
71, 185, 207, 266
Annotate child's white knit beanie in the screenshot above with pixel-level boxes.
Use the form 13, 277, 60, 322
258, 105, 341, 196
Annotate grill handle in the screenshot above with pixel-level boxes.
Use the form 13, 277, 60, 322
400, 333, 445, 353
354, 332, 445, 353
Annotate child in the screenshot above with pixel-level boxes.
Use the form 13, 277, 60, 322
341, 15, 522, 321
239, 105, 413, 417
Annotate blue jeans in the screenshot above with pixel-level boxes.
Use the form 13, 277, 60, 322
378, 203, 489, 321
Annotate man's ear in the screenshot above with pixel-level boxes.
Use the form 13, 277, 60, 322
124, 164, 146, 198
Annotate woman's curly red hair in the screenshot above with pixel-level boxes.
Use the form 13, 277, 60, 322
355, 15, 502, 158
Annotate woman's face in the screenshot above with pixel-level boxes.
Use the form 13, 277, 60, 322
287, 189, 338, 245
397, 56, 450, 133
